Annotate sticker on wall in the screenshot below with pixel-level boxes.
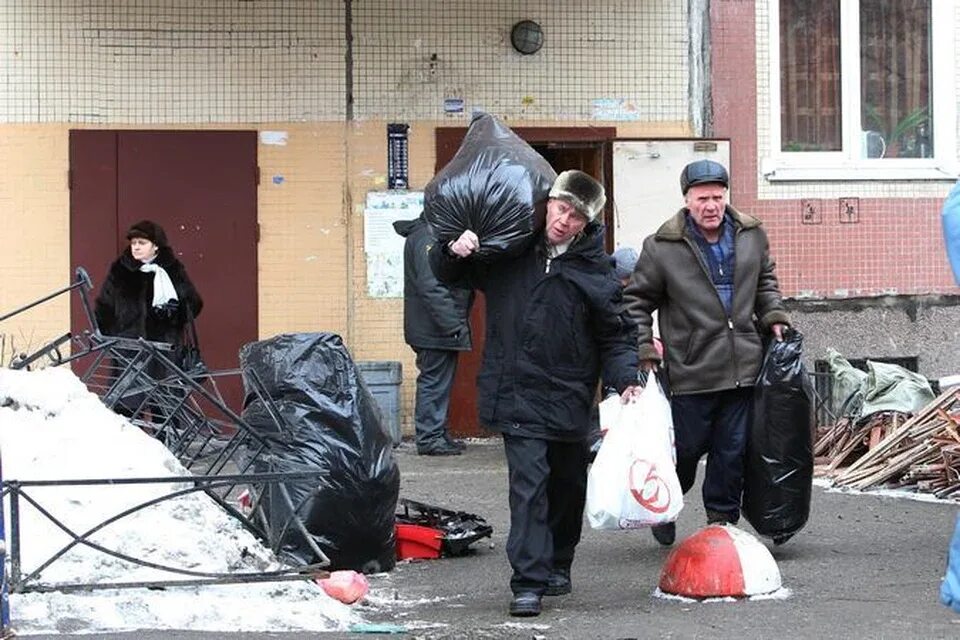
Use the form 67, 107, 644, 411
272, 175, 285, 185
444, 98, 465, 114
364, 191, 424, 298
591, 99, 640, 121
259, 131, 289, 146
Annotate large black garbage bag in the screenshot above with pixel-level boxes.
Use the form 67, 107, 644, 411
239, 333, 400, 573
742, 329, 814, 544
423, 111, 557, 260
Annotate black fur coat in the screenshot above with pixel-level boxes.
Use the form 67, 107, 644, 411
94, 246, 203, 345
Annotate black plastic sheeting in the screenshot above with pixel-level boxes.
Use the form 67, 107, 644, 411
423, 111, 556, 260
742, 329, 814, 544
240, 333, 400, 573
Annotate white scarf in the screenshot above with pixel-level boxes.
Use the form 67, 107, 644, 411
139, 262, 179, 308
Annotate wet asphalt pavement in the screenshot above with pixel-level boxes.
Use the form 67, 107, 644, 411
22, 439, 960, 639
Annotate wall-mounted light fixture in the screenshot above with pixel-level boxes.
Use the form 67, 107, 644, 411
510, 20, 543, 55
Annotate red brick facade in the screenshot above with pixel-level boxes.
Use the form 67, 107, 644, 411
710, 0, 957, 298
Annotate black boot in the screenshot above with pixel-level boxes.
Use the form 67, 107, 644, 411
651, 522, 676, 546
544, 568, 572, 596
417, 441, 462, 456
444, 434, 467, 450
509, 592, 542, 617
706, 509, 737, 525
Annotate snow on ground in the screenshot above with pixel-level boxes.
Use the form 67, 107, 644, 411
0, 367, 364, 634
651, 587, 792, 603
813, 477, 960, 505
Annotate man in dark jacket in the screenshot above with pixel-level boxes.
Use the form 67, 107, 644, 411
432, 170, 641, 617
622, 159, 790, 546
394, 216, 473, 456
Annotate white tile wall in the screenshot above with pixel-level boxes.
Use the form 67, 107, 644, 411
0, 0, 689, 124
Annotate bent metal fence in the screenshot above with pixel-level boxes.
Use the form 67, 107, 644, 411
0, 268, 330, 598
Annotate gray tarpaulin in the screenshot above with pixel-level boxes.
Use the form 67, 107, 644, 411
827, 348, 934, 420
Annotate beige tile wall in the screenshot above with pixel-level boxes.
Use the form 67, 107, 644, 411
0, 1, 692, 436
0, 125, 70, 364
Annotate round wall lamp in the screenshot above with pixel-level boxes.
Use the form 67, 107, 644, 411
511, 20, 544, 55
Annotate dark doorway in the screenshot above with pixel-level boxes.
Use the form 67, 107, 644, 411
69, 130, 259, 410
434, 127, 616, 438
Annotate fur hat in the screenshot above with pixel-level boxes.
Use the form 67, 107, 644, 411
126, 220, 169, 248
611, 246, 639, 280
549, 170, 606, 222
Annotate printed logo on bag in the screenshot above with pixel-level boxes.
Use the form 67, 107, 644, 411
627, 459, 672, 514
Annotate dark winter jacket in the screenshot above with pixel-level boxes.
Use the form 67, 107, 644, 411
94, 246, 203, 346
431, 224, 639, 441
622, 205, 790, 395
394, 218, 472, 351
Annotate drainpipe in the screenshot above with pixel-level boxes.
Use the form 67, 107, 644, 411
688, 0, 713, 137
0, 447, 10, 638
344, 0, 355, 345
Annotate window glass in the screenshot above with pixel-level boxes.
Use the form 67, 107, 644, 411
860, 0, 932, 159
779, 0, 842, 152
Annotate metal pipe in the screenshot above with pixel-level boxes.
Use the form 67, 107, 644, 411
0, 447, 11, 636
0, 271, 90, 324
8, 484, 20, 590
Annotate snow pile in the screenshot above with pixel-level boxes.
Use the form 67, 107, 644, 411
0, 367, 363, 634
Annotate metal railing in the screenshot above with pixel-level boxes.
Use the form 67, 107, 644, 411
0, 268, 331, 602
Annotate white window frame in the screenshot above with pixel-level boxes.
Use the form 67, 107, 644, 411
763, 0, 958, 182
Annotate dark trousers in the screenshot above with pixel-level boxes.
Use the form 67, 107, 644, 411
413, 348, 459, 448
503, 434, 589, 595
671, 388, 753, 522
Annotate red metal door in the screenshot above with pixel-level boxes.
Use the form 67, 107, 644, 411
70, 130, 258, 410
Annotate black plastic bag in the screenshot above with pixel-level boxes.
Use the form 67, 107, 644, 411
423, 111, 556, 260
239, 333, 400, 573
742, 328, 814, 544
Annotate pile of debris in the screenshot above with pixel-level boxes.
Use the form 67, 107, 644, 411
812, 349, 960, 500
814, 411, 909, 472
829, 387, 960, 498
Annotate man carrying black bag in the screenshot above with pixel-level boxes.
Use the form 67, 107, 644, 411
743, 328, 814, 544
622, 159, 791, 546
431, 170, 642, 617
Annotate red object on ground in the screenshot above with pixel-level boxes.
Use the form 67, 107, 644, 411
395, 523, 443, 560
317, 570, 369, 604
658, 525, 781, 598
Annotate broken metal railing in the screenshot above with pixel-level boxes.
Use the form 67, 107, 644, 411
0, 267, 333, 596
2, 472, 330, 594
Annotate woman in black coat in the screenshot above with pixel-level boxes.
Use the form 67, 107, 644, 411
95, 219, 203, 349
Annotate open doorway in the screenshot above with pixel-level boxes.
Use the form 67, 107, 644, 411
434, 127, 616, 438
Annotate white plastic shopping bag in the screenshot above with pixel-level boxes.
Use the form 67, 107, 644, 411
586, 381, 683, 530
597, 394, 622, 437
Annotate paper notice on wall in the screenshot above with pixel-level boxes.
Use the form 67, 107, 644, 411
259, 130, 288, 145
591, 98, 640, 121
364, 191, 424, 298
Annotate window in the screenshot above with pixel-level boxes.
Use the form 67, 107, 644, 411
766, 0, 956, 180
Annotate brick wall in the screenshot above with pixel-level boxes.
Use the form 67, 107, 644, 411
712, 0, 958, 299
